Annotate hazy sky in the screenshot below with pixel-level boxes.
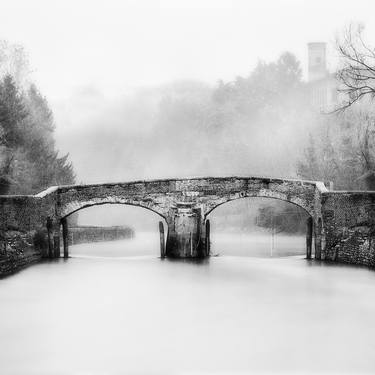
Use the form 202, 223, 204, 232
1, 0, 375, 100
2, 0, 375, 184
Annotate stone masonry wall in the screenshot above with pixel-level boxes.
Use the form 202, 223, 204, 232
321, 192, 375, 267
0, 193, 57, 277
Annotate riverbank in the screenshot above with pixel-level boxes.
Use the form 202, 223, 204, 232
0, 225, 135, 277
68, 225, 134, 245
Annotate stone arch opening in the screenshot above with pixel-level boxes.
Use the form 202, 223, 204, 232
205, 196, 312, 258
61, 201, 168, 222
205, 194, 314, 219
58, 202, 168, 258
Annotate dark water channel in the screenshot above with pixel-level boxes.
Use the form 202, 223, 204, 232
1, 233, 375, 374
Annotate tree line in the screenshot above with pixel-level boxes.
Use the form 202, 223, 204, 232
2, 24, 374, 232
0, 42, 75, 194
204, 24, 375, 231
298, 24, 375, 190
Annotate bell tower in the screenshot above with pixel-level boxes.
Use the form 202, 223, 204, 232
308, 42, 327, 82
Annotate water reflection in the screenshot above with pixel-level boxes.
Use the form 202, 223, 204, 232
0, 233, 374, 374
69, 231, 306, 258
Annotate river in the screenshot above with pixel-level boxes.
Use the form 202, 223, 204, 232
0, 232, 375, 374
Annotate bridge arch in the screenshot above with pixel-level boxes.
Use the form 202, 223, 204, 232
57, 198, 169, 259
204, 191, 315, 219
204, 194, 314, 258
59, 197, 168, 222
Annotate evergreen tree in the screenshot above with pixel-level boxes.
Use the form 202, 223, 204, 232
0, 72, 75, 194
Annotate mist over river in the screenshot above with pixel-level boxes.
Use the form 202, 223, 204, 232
1, 233, 375, 374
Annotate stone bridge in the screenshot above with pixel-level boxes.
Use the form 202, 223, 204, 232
45, 176, 327, 259
1, 176, 375, 276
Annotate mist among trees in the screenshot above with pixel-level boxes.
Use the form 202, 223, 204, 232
0, 42, 75, 194
298, 25, 375, 190
56, 51, 317, 184
3, 24, 375, 232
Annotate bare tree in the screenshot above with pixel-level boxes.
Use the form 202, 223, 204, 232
336, 24, 375, 111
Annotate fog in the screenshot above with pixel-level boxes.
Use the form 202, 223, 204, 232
54, 81, 310, 183
4, 0, 371, 98
0, 0, 359, 232
3, 0, 365, 185
78, 204, 164, 230
1, 1, 375, 184
3, 3, 375, 374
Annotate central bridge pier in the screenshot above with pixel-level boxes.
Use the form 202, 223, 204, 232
165, 202, 206, 258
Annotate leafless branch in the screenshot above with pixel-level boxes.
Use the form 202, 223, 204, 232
336, 24, 375, 111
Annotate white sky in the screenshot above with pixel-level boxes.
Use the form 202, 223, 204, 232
1, 0, 375, 100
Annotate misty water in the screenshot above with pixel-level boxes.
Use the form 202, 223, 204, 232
1, 233, 375, 374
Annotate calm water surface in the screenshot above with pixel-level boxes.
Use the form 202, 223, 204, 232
1, 233, 375, 374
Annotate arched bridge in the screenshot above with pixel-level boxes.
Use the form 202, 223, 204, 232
39, 176, 328, 259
